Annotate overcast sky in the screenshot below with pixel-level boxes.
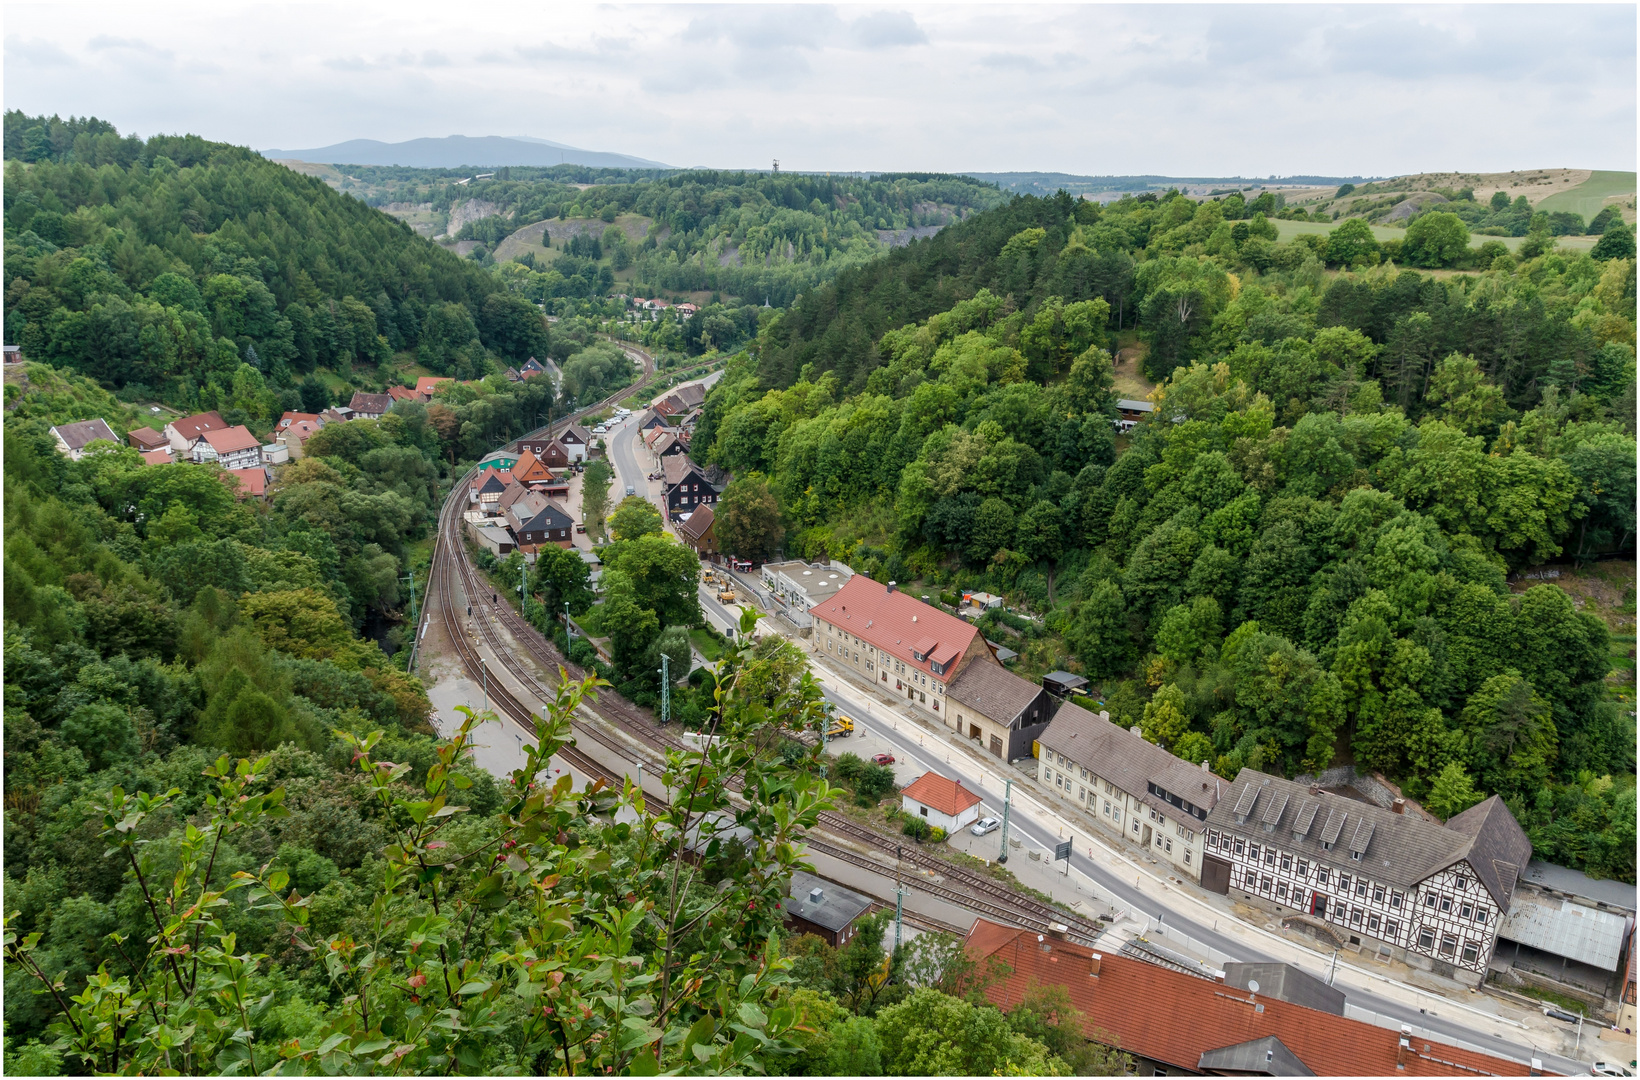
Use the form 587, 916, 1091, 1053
5, 3, 1634, 176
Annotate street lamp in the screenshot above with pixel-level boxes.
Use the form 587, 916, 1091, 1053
479, 656, 488, 713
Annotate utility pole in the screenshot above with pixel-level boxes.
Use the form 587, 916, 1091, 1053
480, 656, 488, 714
402, 571, 420, 673
521, 560, 529, 623
1327, 948, 1339, 986
998, 778, 1013, 864
659, 652, 670, 725
894, 846, 905, 953
564, 602, 573, 644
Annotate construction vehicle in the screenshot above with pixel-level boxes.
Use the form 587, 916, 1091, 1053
717, 588, 737, 604
825, 715, 855, 740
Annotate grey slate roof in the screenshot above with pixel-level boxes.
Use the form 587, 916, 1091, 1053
1038, 705, 1223, 824
348, 391, 392, 415
1205, 772, 1531, 909
662, 455, 727, 490
675, 503, 715, 541
1196, 1036, 1314, 1077
51, 418, 120, 450
784, 871, 872, 934
1222, 962, 1345, 1016
946, 660, 1044, 725
1519, 860, 1637, 912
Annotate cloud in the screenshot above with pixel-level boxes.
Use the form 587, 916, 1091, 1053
0, 3, 1630, 175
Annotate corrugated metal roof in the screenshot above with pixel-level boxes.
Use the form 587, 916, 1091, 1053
1496, 894, 1630, 971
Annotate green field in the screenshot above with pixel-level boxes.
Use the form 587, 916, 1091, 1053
1535, 170, 1637, 220
1273, 218, 1597, 254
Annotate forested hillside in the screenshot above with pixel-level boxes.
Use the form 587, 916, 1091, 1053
699, 190, 1638, 879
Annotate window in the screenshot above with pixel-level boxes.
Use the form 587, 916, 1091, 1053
1245, 868, 1257, 885
1317, 868, 1329, 886
1350, 907, 1363, 926
1234, 839, 1246, 856
1368, 913, 1381, 932
1296, 859, 1308, 877
1417, 927, 1435, 951
1261, 876, 1273, 892
1280, 854, 1292, 872
1164, 838, 1173, 854
1462, 941, 1479, 965
1455, 875, 1467, 891
1132, 819, 1140, 834
1373, 886, 1385, 904
1473, 907, 1487, 923
1102, 802, 1110, 817
1339, 874, 1351, 892
919, 807, 928, 817
1276, 881, 1288, 901
1390, 891, 1403, 910
1249, 844, 1261, 862
1386, 919, 1399, 939
1460, 902, 1473, 920
1264, 849, 1276, 866
1355, 881, 1368, 899
1185, 850, 1192, 866
1424, 893, 1438, 910
1438, 935, 1457, 958
1113, 811, 1121, 825
1439, 896, 1452, 914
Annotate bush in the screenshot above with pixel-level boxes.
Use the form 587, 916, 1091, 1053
856, 763, 898, 803
928, 826, 948, 843
901, 817, 932, 842
834, 752, 865, 782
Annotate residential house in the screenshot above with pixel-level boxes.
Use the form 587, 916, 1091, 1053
674, 302, 698, 317
1115, 398, 1155, 434
279, 419, 323, 459
645, 428, 685, 462
504, 367, 522, 383
469, 468, 515, 515
3, 344, 21, 363
519, 357, 547, 379
946, 661, 1056, 762
1203, 770, 1532, 983
675, 503, 718, 557
415, 376, 454, 397
348, 391, 392, 420
513, 425, 589, 465
1036, 704, 1223, 881
810, 574, 998, 722
900, 772, 983, 833
318, 406, 353, 425
388, 385, 425, 404
504, 492, 575, 549
466, 519, 515, 558
966, 919, 1545, 1078
661, 455, 726, 517
556, 424, 591, 463
225, 467, 270, 500
262, 443, 289, 465
139, 449, 174, 466
762, 561, 850, 609
126, 426, 169, 454
193, 425, 263, 470
164, 411, 227, 455
635, 409, 672, 434
783, 872, 872, 948
477, 449, 520, 472
537, 440, 571, 469
277, 411, 321, 433
1622, 931, 1636, 1033
511, 448, 568, 497
50, 418, 121, 461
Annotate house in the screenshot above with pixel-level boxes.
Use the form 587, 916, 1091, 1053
661, 455, 726, 516
986, 639, 1019, 665
946, 661, 1056, 762
388, 385, 425, 404
469, 468, 515, 515
519, 357, 547, 379
1116, 398, 1155, 421
477, 449, 520, 472
50, 418, 121, 461
164, 411, 227, 455
675, 503, 718, 557
965, 919, 1545, 1078
280, 419, 323, 459
348, 391, 392, 420
783, 872, 873, 948
513, 426, 586, 465
193, 425, 263, 470
1203, 770, 1532, 984
762, 560, 850, 610
504, 492, 575, 548
139, 449, 174, 466
510, 448, 555, 486
557, 424, 592, 463
645, 429, 685, 461
635, 409, 673, 434
1037, 704, 1223, 881
504, 367, 522, 383
1622, 929, 1637, 1033
900, 772, 983, 833
318, 406, 353, 425
964, 590, 1004, 611
674, 302, 699, 317
466, 520, 516, 558
2, 344, 21, 363
415, 376, 454, 397
125, 426, 168, 454
276, 411, 321, 432
811, 574, 998, 722
262, 443, 289, 465
224, 467, 269, 500
537, 440, 571, 469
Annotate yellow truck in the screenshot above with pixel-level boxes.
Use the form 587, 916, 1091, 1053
825, 715, 855, 740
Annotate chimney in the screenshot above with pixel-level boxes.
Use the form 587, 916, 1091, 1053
1392, 798, 1406, 815
887, 581, 897, 593
1088, 952, 1102, 978
1201, 760, 1210, 770
809, 887, 824, 903
1130, 725, 1142, 737
1309, 783, 1320, 795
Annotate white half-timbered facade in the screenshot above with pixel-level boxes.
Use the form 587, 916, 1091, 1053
1202, 771, 1531, 983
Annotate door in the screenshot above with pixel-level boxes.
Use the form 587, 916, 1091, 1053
1311, 893, 1328, 919
1141, 824, 1151, 846
989, 735, 1003, 758
969, 724, 981, 740
1201, 854, 1232, 894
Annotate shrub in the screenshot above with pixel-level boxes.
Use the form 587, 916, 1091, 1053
901, 817, 932, 842
928, 826, 948, 843
834, 752, 865, 782
856, 763, 898, 803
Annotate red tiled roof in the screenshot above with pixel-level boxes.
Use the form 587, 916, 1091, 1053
126, 426, 167, 451
415, 376, 454, 395
967, 920, 1545, 1077
285, 420, 322, 442
225, 467, 267, 498
278, 411, 320, 430
901, 772, 983, 818
202, 425, 262, 453
171, 411, 227, 439
470, 466, 515, 490
388, 385, 423, 402
139, 449, 173, 466
813, 574, 984, 684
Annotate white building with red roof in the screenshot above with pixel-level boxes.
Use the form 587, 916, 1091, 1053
192, 425, 263, 469
901, 772, 984, 833
164, 410, 227, 455
810, 574, 998, 722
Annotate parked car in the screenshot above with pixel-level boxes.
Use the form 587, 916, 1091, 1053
970, 816, 1001, 836
574, 522, 586, 533
1592, 1064, 1634, 1077
593, 425, 608, 435
625, 485, 636, 496
872, 753, 895, 766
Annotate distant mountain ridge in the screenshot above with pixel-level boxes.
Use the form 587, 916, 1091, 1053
261, 134, 670, 170
966, 172, 1378, 196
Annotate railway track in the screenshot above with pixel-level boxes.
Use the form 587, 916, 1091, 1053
427, 349, 1108, 945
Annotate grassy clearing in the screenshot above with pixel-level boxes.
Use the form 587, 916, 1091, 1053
1272, 219, 1597, 253
1535, 170, 1638, 220
574, 603, 609, 638
688, 628, 724, 662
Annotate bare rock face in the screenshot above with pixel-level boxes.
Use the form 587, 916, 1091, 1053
440, 199, 502, 239
1383, 191, 1449, 223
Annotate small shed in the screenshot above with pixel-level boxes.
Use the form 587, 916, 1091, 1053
1116, 398, 1155, 421
1042, 671, 1090, 699
784, 871, 873, 948
262, 443, 289, 465
900, 772, 983, 833
985, 639, 1019, 665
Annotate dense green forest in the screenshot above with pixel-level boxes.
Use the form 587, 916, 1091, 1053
697, 190, 1638, 880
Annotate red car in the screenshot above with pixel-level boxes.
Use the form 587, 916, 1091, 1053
872, 753, 895, 766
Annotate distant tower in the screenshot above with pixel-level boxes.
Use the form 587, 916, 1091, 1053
772, 158, 779, 174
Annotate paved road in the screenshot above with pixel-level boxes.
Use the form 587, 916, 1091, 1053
807, 666, 1582, 1074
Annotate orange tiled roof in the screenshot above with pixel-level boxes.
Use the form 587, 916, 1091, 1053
814, 574, 982, 681
966, 920, 1546, 1076
201, 425, 262, 454
900, 772, 983, 818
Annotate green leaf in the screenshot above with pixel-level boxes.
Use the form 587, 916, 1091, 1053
628, 1049, 661, 1076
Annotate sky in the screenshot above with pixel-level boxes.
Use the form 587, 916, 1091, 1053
5, 2, 1635, 177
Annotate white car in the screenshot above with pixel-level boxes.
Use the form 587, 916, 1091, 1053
970, 816, 1001, 836
1592, 1063, 1634, 1077
593, 425, 608, 435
